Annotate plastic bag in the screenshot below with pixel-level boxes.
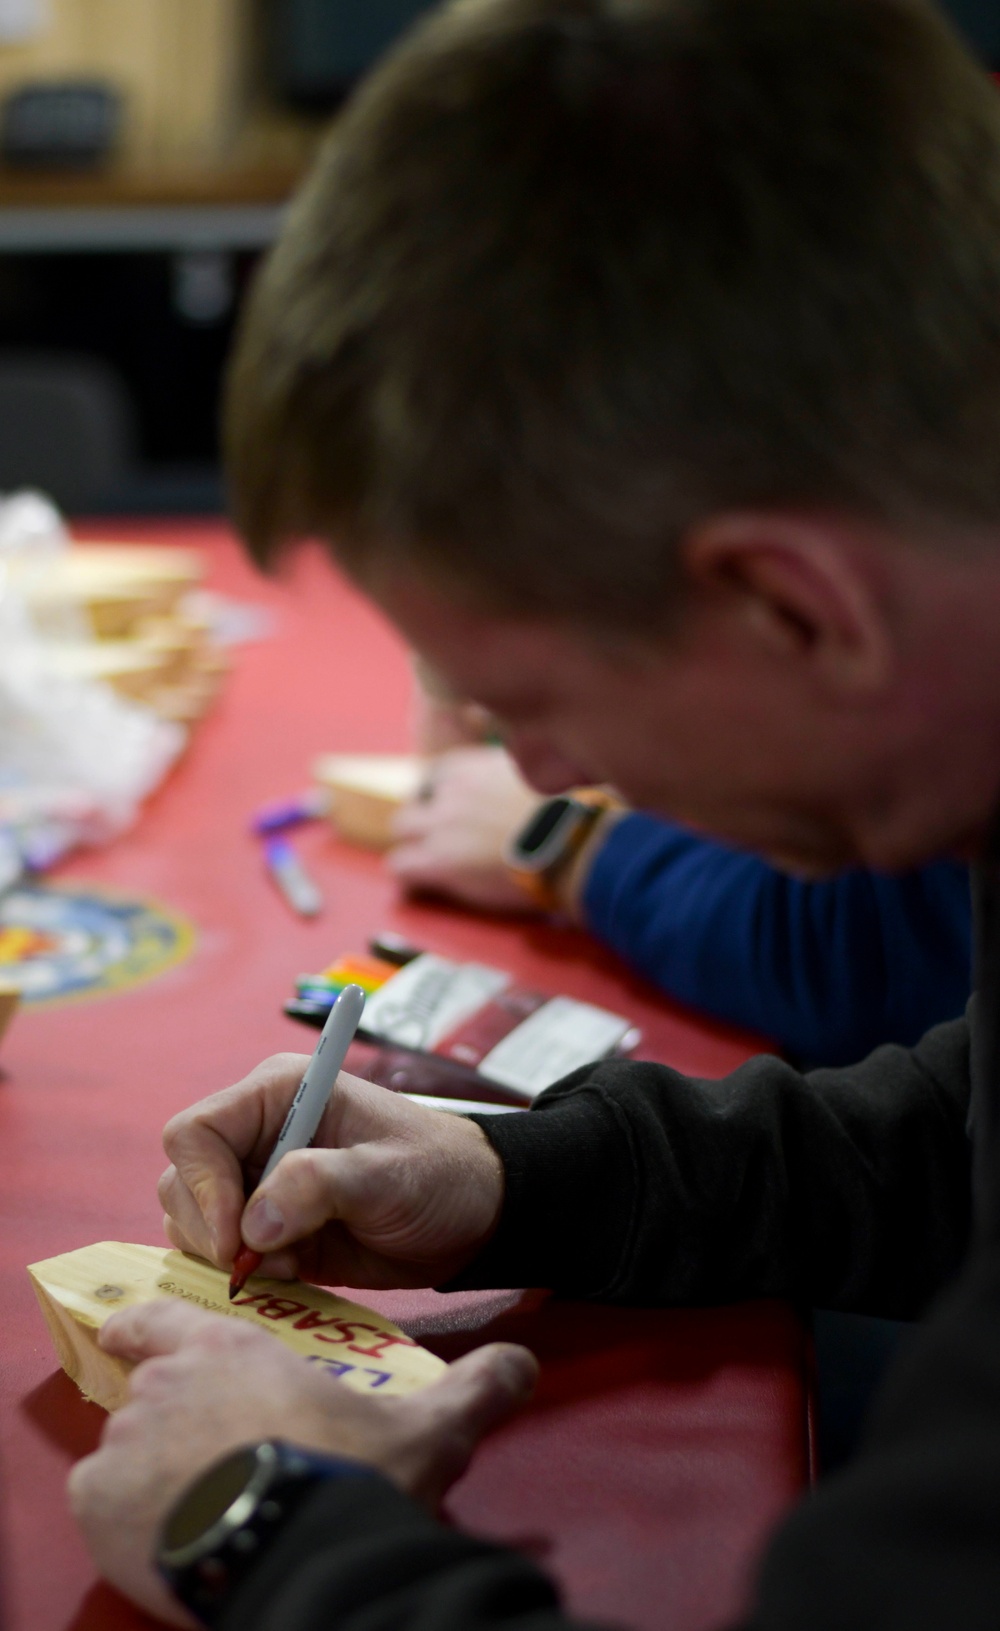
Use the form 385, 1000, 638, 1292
0, 491, 184, 867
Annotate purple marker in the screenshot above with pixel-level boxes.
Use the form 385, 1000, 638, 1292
264, 836, 323, 917
251, 789, 329, 837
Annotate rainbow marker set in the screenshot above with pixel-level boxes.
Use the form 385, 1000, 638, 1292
296, 953, 400, 1003
284, 943, 641, 1103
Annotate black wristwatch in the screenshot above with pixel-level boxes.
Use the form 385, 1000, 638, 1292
157, 1439, 373, 1627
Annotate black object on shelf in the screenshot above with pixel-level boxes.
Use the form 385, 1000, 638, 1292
265, 0, 440, 112
0, 81, 123, 169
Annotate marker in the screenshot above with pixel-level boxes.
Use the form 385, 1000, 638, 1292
251, 790, 329, 837
295, 957, 395, 999
229, 983, 366, 1298
264, 836, 323, 917
369, 932, 423, 967
283, 996, 335, 1028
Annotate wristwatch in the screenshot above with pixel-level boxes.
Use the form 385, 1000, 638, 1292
505, 788, 620, 911
157, 1439, 372, 1627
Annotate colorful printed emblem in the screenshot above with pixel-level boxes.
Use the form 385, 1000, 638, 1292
0, 883, 195, 1003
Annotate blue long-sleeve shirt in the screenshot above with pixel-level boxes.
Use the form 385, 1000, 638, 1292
582, 812, 972, 1066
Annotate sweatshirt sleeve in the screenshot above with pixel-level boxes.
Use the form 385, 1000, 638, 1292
460, 1014, 972, 1319
582, 814, 972, 1065
219, 1474, 568, 1631
220, 1243, 1000, 1631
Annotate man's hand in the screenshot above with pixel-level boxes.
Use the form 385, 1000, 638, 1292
159, 1063, 506, 1286
389, 745, 543, 912
68, 1301, 537, 1624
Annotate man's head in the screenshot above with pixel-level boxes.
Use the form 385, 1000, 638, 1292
227, 0, 1000, 872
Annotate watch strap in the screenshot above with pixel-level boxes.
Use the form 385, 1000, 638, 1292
508, 789, 619, 912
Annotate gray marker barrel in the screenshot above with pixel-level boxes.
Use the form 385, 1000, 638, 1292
260, 983, 366, 1182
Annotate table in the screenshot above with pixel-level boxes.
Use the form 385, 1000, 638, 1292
0, 521, 814, 1631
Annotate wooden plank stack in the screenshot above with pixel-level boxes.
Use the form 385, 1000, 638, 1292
8, 543, 227, 724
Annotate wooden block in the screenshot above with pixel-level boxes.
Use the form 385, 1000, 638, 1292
10, 545, 204, 641
28, 1242, 446, 1411
145, 670, 226, 725
11, 544, 204, 595
0, 983, 19, 1048
32, 629, 225, 723
313, 754, 425, 850
39, 640, 181, 701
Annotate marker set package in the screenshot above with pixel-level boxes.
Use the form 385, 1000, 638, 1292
287, 950, 641, 1104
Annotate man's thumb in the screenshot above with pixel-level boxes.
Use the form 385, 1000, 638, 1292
241, 1147, 351, 1251
408, 1342, 538, 1500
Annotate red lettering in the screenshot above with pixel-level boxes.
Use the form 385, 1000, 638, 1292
300, 1315, 416, 1359
234, 1294, 309, 1322
293, 1311, 351, 1334
347, 1330, 415, 1360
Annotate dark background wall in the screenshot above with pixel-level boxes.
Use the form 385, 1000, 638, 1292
0, 0, 992, 517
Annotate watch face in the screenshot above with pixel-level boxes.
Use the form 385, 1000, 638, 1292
518, 798, 574, 856
162, 1443, 274, 1563
510, 797, 586, 872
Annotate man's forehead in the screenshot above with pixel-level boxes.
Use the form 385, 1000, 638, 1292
375, 573, 560, 676
372, 568, 671, 716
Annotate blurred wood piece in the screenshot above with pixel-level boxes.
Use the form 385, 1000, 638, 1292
9, 542, 228, 723
28, 1241, 446, 1411
314, 754, 424, 850
0, 982, 19, 1048
9, 543, 204, 639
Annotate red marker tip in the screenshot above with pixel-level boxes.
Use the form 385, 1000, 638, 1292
229, 1244, 263, 1300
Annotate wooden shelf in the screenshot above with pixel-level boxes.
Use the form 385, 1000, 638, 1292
0, 162, 317, 251
0, 161, 306, 208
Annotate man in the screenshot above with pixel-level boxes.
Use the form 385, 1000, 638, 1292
68, 0, 1000, 1626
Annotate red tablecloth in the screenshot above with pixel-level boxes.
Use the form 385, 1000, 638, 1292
0, 522, 812, 1631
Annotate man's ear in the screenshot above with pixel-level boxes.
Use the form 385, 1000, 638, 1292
680, 513, 893, 694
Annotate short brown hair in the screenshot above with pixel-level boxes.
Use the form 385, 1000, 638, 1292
226, 0, 1000, 627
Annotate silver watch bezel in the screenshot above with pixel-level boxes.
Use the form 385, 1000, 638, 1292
160, 1441, 284, 1570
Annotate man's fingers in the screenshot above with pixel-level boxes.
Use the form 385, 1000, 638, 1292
99, 1299, 233, 1362
162, 1119, 249, 1263
418, 1343, 538, 1457
162, 1212, 200, 1257
397, 1342, 538, 1503
162, 1056, 311, 1261
391, 803, 433, 842
158, 1166, 221, 1263
386, 841, 440, 884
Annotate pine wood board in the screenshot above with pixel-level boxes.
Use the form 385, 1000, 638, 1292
314, 754, 425, 850
28, 1242, 446, 1411
35, 627, 225, 721
19, 544, 204, 587
10, 545, 205, 641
